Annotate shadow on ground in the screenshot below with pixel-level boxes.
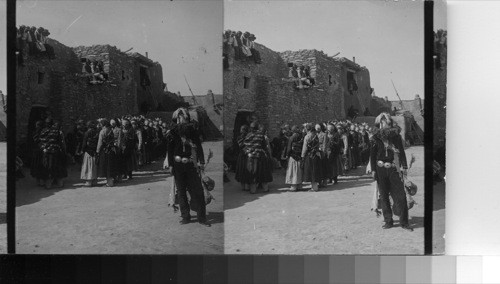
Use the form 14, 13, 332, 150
17, 161, 177, 207
224, 166, 373, 211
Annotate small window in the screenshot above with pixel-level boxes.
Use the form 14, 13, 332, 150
243, 76, 250, 89
122, 70, 125, 80
37, 72, 44, 84
329, 75, 332, 86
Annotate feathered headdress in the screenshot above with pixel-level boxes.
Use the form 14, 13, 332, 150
374, 112, 393, 128
172, 108, 190, 124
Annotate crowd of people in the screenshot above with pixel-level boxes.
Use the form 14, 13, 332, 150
80, 58, 109, 85
231, 113, 414, 231
286, 63, 316, 89
232, 119, 374, 193
23, 108, 212, 226
16, 25, 56, 66
223, 30, 262, 69
28, 114, 175, 188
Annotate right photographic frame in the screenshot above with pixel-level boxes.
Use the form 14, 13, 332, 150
432, 0, 447, 255
222, 0, 434, 254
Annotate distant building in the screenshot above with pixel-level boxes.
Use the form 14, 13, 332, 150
192, 90, 223, 131
390, 94, 425, 131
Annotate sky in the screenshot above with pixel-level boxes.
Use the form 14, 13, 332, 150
435, 0, 447, 30
225, 0, 425, 101
0, 1, 447, 99
6, 0, 222, 97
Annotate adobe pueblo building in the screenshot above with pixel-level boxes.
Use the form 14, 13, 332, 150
223, 41, 391, 146
16, 38, 167, 144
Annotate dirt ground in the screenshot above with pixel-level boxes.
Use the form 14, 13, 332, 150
16, 141, 223, 254
0, 143, 6, 253
224, 146, 425, 254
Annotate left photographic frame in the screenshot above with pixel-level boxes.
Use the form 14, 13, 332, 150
0, 0, 7, 254
13, 0, 224, 254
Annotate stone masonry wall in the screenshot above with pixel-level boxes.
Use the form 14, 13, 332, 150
224, 45, 348, 146
16, 38, 81, 142
73, 44, 112, 74
135, 62, 164, 112
280, 49, 345, 119
17, 40, 143, 143
280, 50, 372, 118
223, 42, 288, 146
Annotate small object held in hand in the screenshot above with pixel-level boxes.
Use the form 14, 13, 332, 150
202, 175, 215, 191
404, 177, 418, 196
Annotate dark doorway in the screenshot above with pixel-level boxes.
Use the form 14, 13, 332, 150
140, 66, 151, 88
232, 110, 255, 145
347, 71, 357, 95
140, 101, 150, 114
24, 106, 48, 166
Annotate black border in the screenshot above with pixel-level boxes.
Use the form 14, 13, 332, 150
424, 0, 434, 255
6, 0, 16, 255
1, 0, 438, 281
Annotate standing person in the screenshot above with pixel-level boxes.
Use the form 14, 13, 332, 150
230, 31, 240, 62
152, 122, 163, 160
223, 30, 231, 69
359, 125, 370, 164
270, 125, 289, 169
349, 124, 359, 169
121, 119, 137, 180
248, 34, 262, 64
315, 124, 328, 187
279, 124, 292, 168
370, 113, 413, 231
340, 127, 350, 172
74, 120, 86, 164
39, 119, 67, 189
167, 108, 209, 226
241, 32, 253, 60
161, 121, 170, 158
81, 120, 99, 187
96, 119, 119, 187
301, 123, 322, 192
142, 121, 153, 165
325, 123, 342, 184
30, 120, 45, 186
65, 122, 78, 165
235, 31, 245, 62
28, 26, 38, 56
40, 28, 55, 59
17, 26, 27, 66
234, 125, 250, 191
243, 122, 272, 193
285, 125, 304, 191
110, 118, 124, 182
132, 120, 144, 167
258, 124, 274, 191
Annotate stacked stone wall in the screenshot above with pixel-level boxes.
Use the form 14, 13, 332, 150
16, 39, 162, 144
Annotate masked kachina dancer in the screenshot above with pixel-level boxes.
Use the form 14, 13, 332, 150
370, 112, 413, 232
166, 108, 210, 227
